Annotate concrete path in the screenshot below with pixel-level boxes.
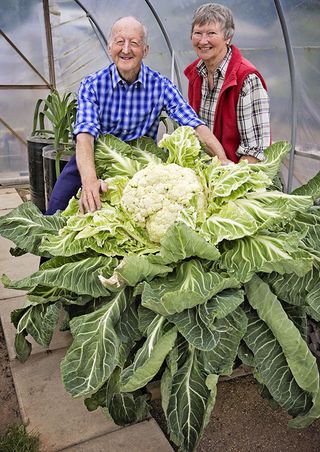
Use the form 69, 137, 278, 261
0, 187, 173, 452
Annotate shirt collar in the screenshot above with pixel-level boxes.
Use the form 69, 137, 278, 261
196, 46, 232, 78
110, 62, 146, 88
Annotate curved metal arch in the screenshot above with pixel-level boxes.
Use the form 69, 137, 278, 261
273, 0, 297, 192
73, 0, 112, 63
143, 0, 182, 91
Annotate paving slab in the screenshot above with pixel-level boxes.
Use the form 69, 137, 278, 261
0, 296, 72, 361
61, 418, 173, 452
0, 187, 18, 195
0, 191, 39, 299
0, 209, 11, 217
0, 234, 39, 300
10, 348, 120, 451
0, 190, 22, 210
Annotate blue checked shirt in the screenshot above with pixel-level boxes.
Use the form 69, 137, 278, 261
73, 62, 204, 141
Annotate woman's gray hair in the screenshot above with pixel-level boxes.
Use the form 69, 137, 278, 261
191, 3, 235, 41
109, 16, 148, 46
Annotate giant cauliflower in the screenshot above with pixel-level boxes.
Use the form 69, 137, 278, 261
121, 162, 205, 242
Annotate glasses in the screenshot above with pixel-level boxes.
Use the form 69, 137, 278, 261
112, 39, 144, 49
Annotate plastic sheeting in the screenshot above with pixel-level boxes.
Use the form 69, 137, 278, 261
0, 0, 319, 187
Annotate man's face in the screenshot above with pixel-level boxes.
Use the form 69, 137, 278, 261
191, 21, 229, 66
109, 18, 149, 83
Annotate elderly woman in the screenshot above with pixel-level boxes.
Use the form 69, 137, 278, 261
185, 3, 271, 163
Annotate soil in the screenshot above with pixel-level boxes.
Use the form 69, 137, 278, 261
0, 320, 21, 435
151, 375, 320, 452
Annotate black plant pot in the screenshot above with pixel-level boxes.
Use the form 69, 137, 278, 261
27, 136, 53, 213
42, 145, 73, 209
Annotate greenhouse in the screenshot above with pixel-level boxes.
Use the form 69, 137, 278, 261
0, 1, 320, 451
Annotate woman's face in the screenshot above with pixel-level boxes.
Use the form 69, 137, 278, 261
191, 21, 229, 66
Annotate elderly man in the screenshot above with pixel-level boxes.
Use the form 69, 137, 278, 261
47, 16, 229, 215
185, 3, 271, 164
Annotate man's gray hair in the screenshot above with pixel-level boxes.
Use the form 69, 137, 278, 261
109, 16, 148, 46
191, 3, 235, 41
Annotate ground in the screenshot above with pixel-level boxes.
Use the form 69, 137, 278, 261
0, 320, 21, 436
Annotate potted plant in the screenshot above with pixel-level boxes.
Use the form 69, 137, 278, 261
27, 90, 77, 211
27, 96, 54, 212
41, 91, 77, 207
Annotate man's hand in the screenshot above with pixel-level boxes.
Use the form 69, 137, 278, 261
76, 132, 109, 214
79, 179, 108, 214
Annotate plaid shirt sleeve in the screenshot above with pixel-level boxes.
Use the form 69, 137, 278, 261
163, 80, 205, 129
73, 77, 101, 139
236, 73, 270, 161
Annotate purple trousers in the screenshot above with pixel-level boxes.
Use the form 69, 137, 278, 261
46, 154, 81, 215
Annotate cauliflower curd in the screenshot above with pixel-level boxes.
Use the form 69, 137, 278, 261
121, 163, 204, 243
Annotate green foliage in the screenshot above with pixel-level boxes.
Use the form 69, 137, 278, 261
32, 90, 77, 148
31, 90, 77, 176
1, 127, 320, 452
0, 424, 40, 452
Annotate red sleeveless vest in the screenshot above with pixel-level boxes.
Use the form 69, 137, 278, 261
184, 45, 268, 162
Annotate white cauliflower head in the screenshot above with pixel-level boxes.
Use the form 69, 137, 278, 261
121, 163, 205, 242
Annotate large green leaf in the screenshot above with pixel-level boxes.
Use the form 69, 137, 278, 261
25, 285, 92, 306
263, 266, 319, 308
139, 260, 240, 316
244, 305, 311, 417
158, 126, 201, 168
85, 367, 151, 425
158, 222, 220, 264
293, 210, 320, 252
3, 256, 117, 298
108, 393, 150, 426
16, 301, 62, 349
245, 275, 320, 427
220, 232, 313, 282
121, 316, 177, 391
61, 288, 132, 397
291, 170, 320, 201
250, 141, 290, 180
201, 307, 248, 375
41, 204, 159, 258
203, 191, 312, 245
0, 202, 65, 255
205, 159, 252, 199
14, 333, 32, 363
165, 345, 218, 452
94, 134, 142, 179
168, 289, 244, 351
128, 136, 167, 164
99, 255, 173, 289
